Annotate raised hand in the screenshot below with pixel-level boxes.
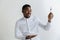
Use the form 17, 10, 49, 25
48, 12, 54, 22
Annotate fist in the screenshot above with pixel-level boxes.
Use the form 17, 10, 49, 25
48, 12, 54, 22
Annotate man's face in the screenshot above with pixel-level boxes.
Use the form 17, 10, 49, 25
22, 7, 32, 18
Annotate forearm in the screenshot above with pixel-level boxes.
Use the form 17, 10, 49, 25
39, 21, 51, 30
45, 22, 51, 30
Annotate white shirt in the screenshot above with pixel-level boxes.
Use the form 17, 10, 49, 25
15, 16, 51, 40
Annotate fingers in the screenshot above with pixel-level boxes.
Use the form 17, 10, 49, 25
48, 13, 54, 20
31, 35, 37, 37
30, 35, 37, 38
26, 35, 37, 39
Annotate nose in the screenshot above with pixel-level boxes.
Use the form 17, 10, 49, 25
26, 11, 29, 14
26, 11, 30, 14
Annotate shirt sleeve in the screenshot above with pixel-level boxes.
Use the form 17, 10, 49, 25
39, 22, 51, 30
37, 17, 51, 30
15, 21, 26, 40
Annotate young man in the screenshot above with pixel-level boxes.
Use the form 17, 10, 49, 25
15, 4, 53, 40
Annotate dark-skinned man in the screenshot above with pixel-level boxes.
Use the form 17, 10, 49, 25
15, 4, 54, 40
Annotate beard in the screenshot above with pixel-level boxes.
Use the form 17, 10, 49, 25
24, 14, 31, 18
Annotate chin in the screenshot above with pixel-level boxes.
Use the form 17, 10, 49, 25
25, 16, 31, 18
27, 16, 30, 18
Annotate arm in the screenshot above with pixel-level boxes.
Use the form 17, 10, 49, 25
38, 21, 51, 30
15, 21, 37, 39
15, 22, 26, 40
38, 12, 53, 30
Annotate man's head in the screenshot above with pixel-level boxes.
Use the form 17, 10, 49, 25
22, 4, 32, 18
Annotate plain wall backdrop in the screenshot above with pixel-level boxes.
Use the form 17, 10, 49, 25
0, 0, 60, 40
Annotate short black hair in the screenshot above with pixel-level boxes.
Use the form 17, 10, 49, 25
22, 4, 31, 10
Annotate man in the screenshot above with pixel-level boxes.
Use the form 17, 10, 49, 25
15, 4, 53, 40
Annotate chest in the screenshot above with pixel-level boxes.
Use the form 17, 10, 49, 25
19, 19, 40, 34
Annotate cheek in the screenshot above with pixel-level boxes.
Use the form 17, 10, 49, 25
25, 11, 28, 13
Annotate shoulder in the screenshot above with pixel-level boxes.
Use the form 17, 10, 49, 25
16, 17, 24, 24
31, 16, 40, 22
33, 16, 40, 20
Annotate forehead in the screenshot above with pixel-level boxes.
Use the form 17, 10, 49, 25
24, 7, 31, 10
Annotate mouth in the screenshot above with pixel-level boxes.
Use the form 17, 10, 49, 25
25, 14, 31, 18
